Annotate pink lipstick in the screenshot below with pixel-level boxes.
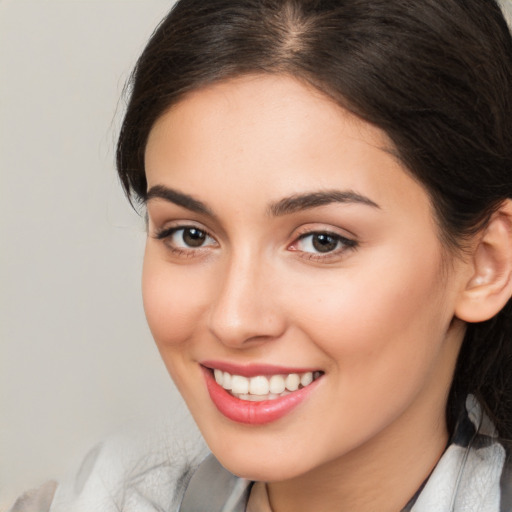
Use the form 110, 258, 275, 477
200, 364, 322, 425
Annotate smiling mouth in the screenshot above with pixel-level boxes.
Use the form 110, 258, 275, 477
211, 369, 324, 402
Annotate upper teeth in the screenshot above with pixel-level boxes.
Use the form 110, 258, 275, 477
213, 369, 317, 396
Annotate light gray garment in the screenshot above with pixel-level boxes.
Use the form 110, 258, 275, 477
8, 396, 512, 512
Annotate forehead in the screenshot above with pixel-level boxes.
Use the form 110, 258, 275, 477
147, 74, 394, 159
144, 74, 432, 223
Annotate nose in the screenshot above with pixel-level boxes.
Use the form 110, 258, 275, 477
207, 251, 287, 348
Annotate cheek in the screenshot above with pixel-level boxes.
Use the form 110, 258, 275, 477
285, 245, 451, 372
141, 249, 209, 349
279, 251, 455, 437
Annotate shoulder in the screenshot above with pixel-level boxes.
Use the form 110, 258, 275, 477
411, 396, 512, 512
498, 438, 512, 511
8, 423, 209, 512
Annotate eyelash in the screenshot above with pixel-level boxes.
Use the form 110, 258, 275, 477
154, 226, 218, 256
153, 225, 358, 261
290, 231, 358, 261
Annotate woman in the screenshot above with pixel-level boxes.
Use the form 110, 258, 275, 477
10, 0, 512, 511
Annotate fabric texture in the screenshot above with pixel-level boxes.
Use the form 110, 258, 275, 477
8, 396, 512, 512
178, 396, 512, 512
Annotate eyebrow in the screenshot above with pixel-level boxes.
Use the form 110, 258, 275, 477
268, 190, 380, 216
146, 185, 214, 216
145, 184, 380, 217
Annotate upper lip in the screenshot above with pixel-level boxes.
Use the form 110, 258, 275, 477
200, 360, 321, 377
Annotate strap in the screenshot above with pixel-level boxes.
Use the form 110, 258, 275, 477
179, 454, 252, 512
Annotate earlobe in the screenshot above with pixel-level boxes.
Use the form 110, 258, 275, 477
455, 200, 512, 323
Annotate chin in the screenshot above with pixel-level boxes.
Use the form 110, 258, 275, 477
217, 455, 306, 482
203, 434, 318, 482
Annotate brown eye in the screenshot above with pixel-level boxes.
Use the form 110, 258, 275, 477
311, 234, 339, 253
155, 226, 217, 251
292, 231, 357, 256
182, 227, 207, 247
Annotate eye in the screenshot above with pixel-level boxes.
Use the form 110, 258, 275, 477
174, 227, 211, 248
291, 231, 357, 256
155, 226, 217, 250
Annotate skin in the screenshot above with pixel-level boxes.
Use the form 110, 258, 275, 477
143, 74, 472, 512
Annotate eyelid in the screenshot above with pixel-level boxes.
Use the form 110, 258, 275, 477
152, 223, 219, 256
152, 220, 213, 239
292, 223, 357, 241
288, 226, 358, 260
147, 202, 227, 239
293, 231, 356, 250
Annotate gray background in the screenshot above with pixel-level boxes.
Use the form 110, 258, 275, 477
0, 1, 186, 509
1, 0, 511, 510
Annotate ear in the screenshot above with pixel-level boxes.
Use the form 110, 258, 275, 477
455, 200, 512, 323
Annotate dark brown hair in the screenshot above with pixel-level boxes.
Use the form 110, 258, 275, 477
116, 0, 512, 436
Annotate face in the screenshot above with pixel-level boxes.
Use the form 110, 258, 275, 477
143, 74, 467, 482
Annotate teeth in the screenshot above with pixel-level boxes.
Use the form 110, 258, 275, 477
214, 369, 223, 385
300, 372, 313, 387
222, 372, 232, 390
285, 373, 300, 391
269, 375, 286, 394
237, 393, 278, 402
249, 376, 270, 395
231, 375, 249, 394
212, 370, 319, 400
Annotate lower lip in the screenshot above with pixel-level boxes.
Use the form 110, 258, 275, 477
202, 367, 320, 425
